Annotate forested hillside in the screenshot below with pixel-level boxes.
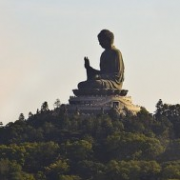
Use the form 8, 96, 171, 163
1, 99, 180, 180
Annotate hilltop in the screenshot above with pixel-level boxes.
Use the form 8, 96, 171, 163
0, 99, 180, 180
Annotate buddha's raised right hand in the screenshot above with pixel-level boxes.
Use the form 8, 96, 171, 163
84, 57, 90, 69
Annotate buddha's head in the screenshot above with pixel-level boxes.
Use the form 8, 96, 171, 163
97, 29, 114, 49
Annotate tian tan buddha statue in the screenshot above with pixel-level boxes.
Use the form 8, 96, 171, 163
74, 29, 128, 96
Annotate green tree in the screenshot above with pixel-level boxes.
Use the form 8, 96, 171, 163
105, 160, 161, 180
28, 112, 33, 118
105, 132, 164, 161
41, 101, 49, 112
63, 140, 92, 161
0, 159, 35, 180
76, 160, 105, 180
162, 162, 180, 179
45, 159, 69, 180
18, 113, 25, 121
23, 142, 59, 173
59, 175, 81, 180
54, 99, 61, 109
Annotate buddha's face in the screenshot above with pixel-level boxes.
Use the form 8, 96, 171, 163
98, 37, 112, 49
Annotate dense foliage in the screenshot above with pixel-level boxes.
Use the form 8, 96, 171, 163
1, 99, 180, 180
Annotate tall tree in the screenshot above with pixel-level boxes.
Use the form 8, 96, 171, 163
18, 113, 25, 121
54, 99, 61, 109
41, 101, 49, 113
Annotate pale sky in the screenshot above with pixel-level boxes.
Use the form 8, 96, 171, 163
1, 0, 180, 124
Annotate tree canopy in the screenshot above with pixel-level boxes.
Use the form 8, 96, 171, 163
0, 99, 180, 180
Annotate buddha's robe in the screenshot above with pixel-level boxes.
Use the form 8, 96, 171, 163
78, 46, 124, 90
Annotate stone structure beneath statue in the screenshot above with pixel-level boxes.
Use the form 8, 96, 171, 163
66, 89, 140, 116
73, 88, 128, 96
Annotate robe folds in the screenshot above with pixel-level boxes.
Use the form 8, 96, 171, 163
78, 46, 125, 90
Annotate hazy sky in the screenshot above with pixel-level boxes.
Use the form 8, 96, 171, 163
1, 0, 180, 124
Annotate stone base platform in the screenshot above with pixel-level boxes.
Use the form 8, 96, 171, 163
67, 94, 140, 116
73, 88, 128, 96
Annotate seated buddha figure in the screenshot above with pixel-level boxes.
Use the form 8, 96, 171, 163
77, 29, 125, 95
